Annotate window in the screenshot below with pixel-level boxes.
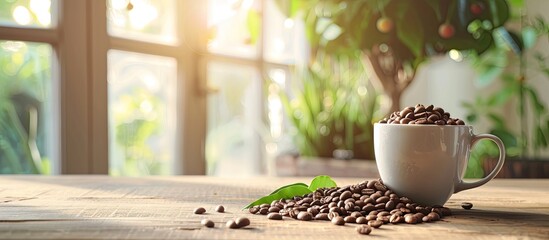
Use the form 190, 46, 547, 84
0, 0, 306, 175
0, 0, 57, 174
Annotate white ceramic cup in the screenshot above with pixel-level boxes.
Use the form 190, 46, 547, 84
374, 123, 505, 206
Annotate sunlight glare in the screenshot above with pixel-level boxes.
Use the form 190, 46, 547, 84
12, 6, 32, 26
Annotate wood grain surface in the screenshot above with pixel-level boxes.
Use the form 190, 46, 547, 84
0, 176, 547, 239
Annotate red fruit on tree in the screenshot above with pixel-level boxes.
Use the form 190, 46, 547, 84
376, 17, 394, 33
438, 23, 455, 39
470, 3, 483, 15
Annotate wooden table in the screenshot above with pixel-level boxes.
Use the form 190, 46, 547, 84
0, 176, 548, 239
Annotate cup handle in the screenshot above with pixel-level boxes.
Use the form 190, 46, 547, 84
454, 134, 506, 193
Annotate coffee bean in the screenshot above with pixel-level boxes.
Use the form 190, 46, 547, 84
340, 191, 352, 200
297, 212, 313, 221
422, 215, 432, 223
441, 207, 452, 216
368, 220, 383, 228
428, 212, 440, 221
307, 207, 319, 216
356, 225, 372, 235
215, 205, 225, 213
226, 220, 239, 229
376, 196, 390, 204
404, 214, 419, 224
315, 213, 329, 220
258, 208, 268, 215
389, 214, 403, 224
260, 203, 270, 208
267, 212, 283, 220
194, 207, 206, 214
344, 216, 357, 223
351, 211, 363, 218
201, 219, 214, 228
268, 206, 280, 213
331, 216, 345, 225
461, 202, 473, 210
356, 216, 368, 224
235, 217, 250, 228
249, 206, 259, 214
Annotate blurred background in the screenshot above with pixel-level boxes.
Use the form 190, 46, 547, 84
0, 0, 548, 178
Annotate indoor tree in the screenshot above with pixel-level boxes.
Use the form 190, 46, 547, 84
276, 0, 520, 113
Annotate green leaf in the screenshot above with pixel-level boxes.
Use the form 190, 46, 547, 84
522, 26, 537, 49
395, 4, 424, 57
269, 182, 308, 195
487, 0, 510, 28
423, 0, 441, 21
309, 175, 337, 191
524, 86, 545, 114
246, 10, 261, 45
243, 184, 313, 209
490, 128, 518, 148
536, 126, 548, 148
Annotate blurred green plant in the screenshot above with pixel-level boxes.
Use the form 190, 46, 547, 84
0, 41, 51, 174
275, 52, 380, 159
464, 15, 549, 178
110, 88, 164, 176
273, 0, 518, 113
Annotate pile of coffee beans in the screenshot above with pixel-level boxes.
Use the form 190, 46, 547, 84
248, 179, 452, 235
378, 104, 465, 125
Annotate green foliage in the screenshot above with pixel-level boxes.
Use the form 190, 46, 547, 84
244, 175, 337, 209
464, 14, 549, 176
308, 175, 337, 191
0, 41, 51, 174
276, 0, 515, 71
275, 53, 379, 159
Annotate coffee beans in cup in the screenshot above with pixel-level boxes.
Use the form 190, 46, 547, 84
378, 104, 465, 125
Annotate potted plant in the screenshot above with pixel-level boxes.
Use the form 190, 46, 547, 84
275, 52, 380, 161
464, 14, 549, 178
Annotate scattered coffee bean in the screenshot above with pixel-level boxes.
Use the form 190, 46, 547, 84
201, 219, 214, 228
356, 225, 372, 235
462, 202, 473, 210
331, 216, 345, 225
226, 220, 238, 229
235, 217, 250, 228
215, 205, 225, 213
267, 212, 283, 220
379, 104, 465, 125
194, 207, 206, 214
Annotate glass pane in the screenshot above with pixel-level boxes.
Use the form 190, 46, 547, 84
0, 0, 55, 28
0, 40, 55, 174
107, 0, 177, 44
108, 50, 177, 176
207, 0, 260, 58
263, 0, 308, 64
206, 62, 263, 176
